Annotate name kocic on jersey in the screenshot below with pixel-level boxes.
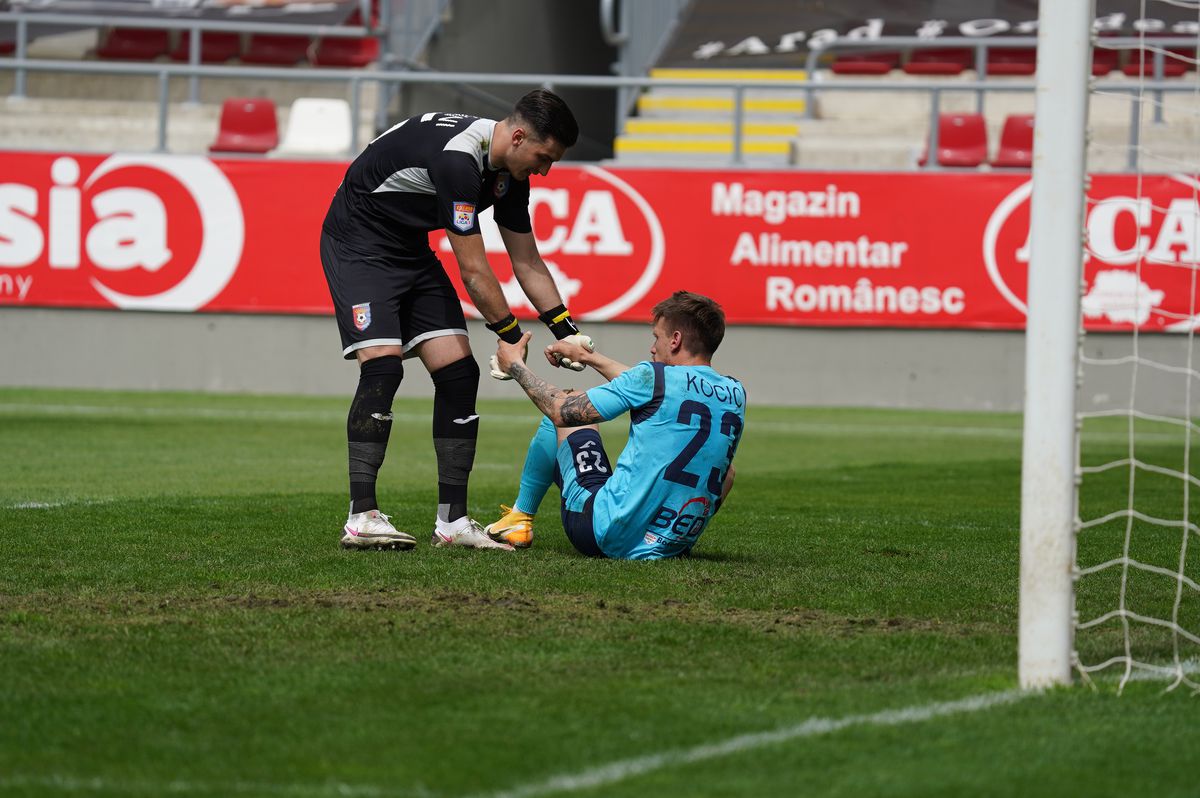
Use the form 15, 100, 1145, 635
685, 372, 745, 408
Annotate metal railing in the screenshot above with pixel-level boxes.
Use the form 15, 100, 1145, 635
2, 29, 1198, 169
2, 10, 380, 103
803, 34, 1200, 125
601, 0, 691, 134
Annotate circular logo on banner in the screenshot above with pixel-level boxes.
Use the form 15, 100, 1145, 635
983, 175, 1200, 330
439, 165, 664, 321
83, 154, 245, 311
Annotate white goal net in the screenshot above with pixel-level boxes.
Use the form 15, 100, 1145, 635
1072, 0, 1200, 692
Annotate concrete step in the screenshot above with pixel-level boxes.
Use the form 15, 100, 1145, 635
622, 119, 801, 137
635, 94, 807, 116
614, 136, 792, 157
648, 68, 809, 82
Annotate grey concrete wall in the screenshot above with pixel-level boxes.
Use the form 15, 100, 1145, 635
398, 0, 618, 161
2, 307, 1197, 416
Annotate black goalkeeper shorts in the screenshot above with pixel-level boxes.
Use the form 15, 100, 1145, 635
320, 232, 468, 360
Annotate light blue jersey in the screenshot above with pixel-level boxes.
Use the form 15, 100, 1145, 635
583, 361, 746, 559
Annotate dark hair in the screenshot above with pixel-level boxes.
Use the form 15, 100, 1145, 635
509, 89, 579, 148
652, 291, 726, 357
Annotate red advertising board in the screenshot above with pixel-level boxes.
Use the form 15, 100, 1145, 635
1, 150, 1197, 331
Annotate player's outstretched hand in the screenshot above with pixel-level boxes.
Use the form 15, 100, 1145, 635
545, 334, 595, 372
493, 331, 533, 380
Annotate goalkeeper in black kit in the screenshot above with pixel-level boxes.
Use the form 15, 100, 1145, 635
319, 89, 592, 551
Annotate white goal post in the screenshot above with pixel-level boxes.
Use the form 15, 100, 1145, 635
1018, 0, 1095, 689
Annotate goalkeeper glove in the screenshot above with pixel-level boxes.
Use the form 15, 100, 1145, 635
552, 333, 595, 372
488, 353, 511, 381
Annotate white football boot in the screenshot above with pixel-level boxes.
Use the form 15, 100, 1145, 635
341, 510, 417, 551
431, 517, 515, 551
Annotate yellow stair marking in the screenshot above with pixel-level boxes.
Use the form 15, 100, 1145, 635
637, 96, 807, 113
623, 119, 800, 136
614, 138, 792, 155
649, 68, 808, 82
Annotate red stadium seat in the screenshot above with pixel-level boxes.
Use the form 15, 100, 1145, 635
991, 114, 1035, 168
903, 48, 972, 75
209, 97, 279, 154
986, 47, 1037, 76
170, 31, 242, 63
918, 112, 988, 167
0, 41, 14, 55
96, 27, 170, 61
241, 34, 312, 65
1092, 45, 1120, 75
312, 35, 380, 67
1122, 39, 1193, 77
830, 51, 899, 75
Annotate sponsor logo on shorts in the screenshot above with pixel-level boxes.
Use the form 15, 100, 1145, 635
643, 532, 659, 545
452, 201, 476, 232
494, 173, 509, 199
352, 302, 371, 331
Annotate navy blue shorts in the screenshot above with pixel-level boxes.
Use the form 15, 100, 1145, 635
553, 429, 614, 558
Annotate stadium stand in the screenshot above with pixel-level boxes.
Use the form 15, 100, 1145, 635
1122, 37, 1193, 77
95, 27, 170, 61
986, 47, 1037, 75
169, 31, 242, 64
240, 34, 313, 66
312, 35, 380, 67
209, 97, 279, 154
830, 51, 899, 75
613, 68, 803, 165
991, 113, 1034, 168
1092, 44, 1121, 75
276, 97, 353, 156
902, 48, 971, 75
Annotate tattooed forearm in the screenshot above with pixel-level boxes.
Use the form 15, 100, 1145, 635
560, 393, 602, 426
509, 362, 565, 419
508, 363, 602, 426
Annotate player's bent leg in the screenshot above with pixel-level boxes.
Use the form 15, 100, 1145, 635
341, 351, 417, 551
486, 416, 557, 548
553, 428, 613, 558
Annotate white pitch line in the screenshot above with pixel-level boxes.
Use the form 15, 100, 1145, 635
3, 498, 115, 511
0, 690, 1030, 798
470, 689, 1031, 798
0, 774, 414, 797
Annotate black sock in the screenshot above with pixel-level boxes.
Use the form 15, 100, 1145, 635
430, 356, 480, 524
347, 355, 403, 515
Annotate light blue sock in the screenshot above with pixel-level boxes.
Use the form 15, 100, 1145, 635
513, 416, 558, 515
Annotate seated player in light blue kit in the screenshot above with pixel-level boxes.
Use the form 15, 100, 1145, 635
489, 291, 745, 560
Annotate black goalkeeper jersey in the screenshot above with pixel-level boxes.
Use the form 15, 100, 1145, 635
322, 112, 532, 265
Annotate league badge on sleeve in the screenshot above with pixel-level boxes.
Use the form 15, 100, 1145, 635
452, 201, 476, 232
352, 302, 371, 331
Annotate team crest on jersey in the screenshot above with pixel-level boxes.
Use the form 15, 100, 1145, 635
494, 172, 510, 199
352, 302, 371, 331
452, 201, 476, 232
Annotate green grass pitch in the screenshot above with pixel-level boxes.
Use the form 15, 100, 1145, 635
1, 388, 1197, 797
